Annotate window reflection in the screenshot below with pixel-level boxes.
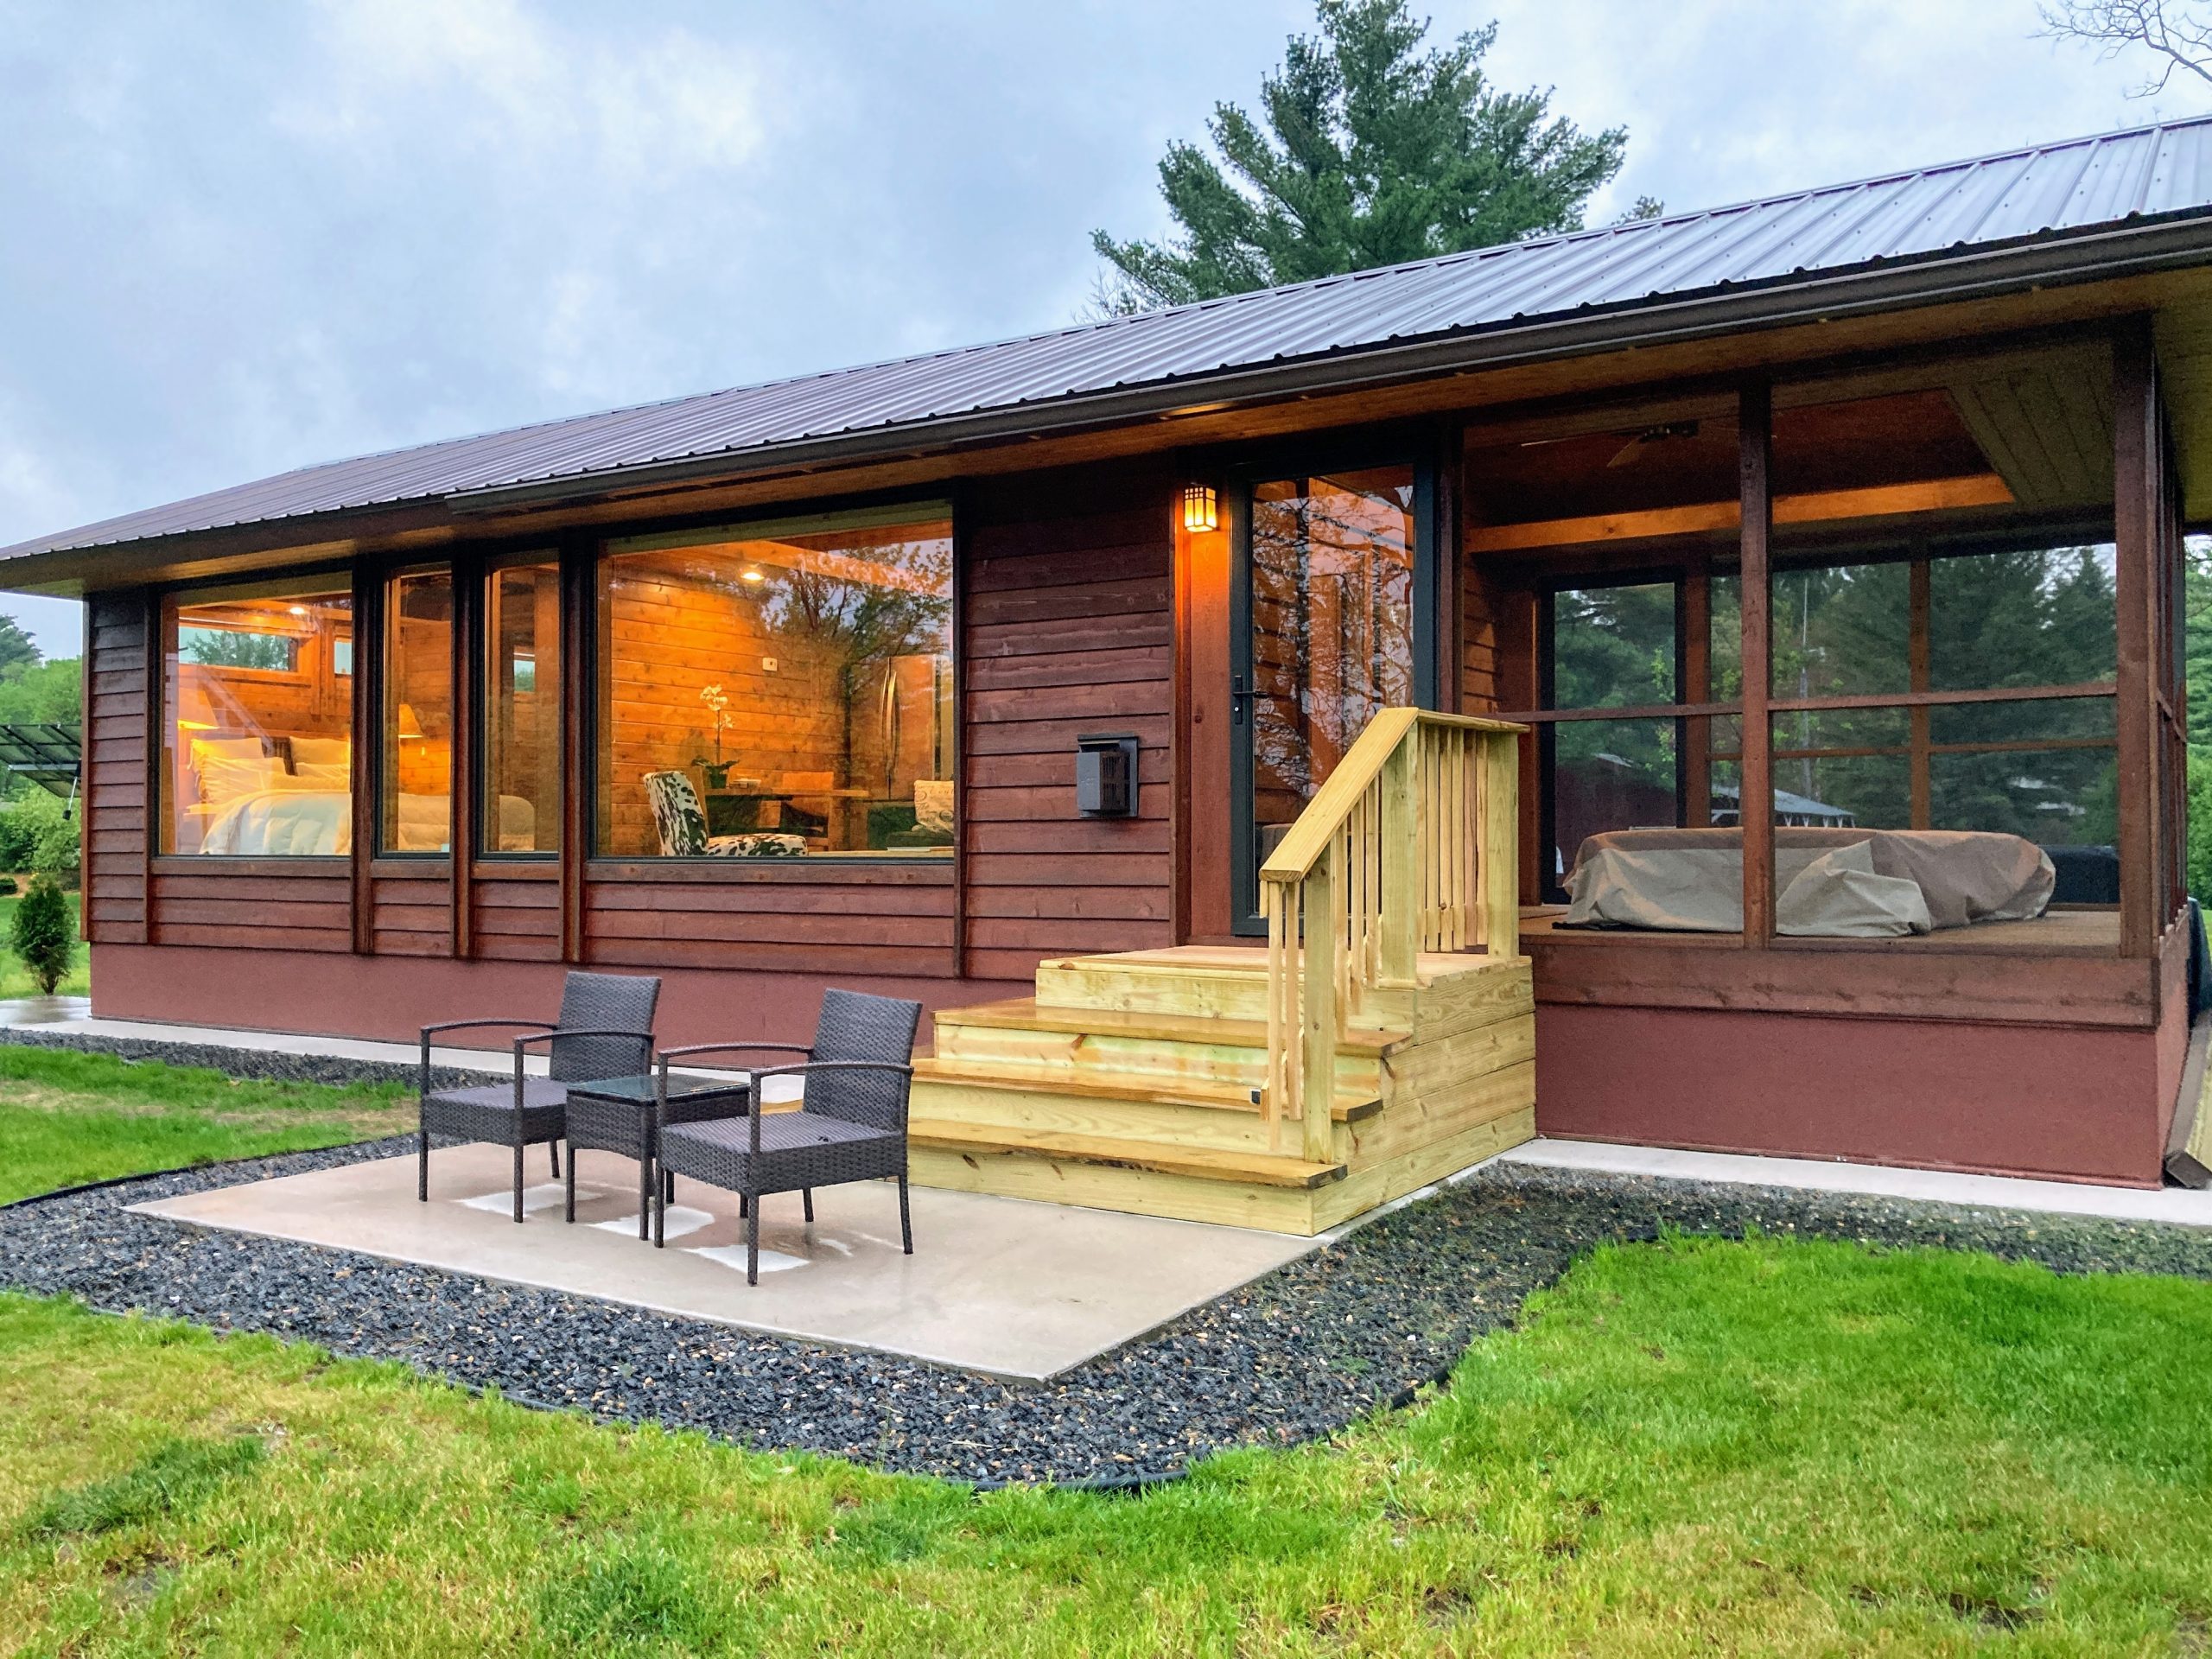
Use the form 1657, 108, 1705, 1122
160, 582, 353, 855
597, 512, 956, 858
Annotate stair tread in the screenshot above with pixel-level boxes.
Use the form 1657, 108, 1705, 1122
910, 1118, 1346, 1187
938, 997, 1401, 1053
912, 1053, 1382, 1120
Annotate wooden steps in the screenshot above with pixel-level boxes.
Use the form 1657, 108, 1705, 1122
906, 945, 1538, 1235
909, 1119, 1345, 1188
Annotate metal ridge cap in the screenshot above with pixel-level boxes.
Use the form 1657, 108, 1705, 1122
448, 211, 2212, 515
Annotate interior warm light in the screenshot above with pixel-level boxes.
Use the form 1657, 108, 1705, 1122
741, 567, 766, 583
288, 604, 309, 616
1180, 483, 1219, 534
396, 702, 425, 741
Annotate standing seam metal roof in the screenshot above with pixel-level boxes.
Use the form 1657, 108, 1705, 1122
13, 114, 2212, 562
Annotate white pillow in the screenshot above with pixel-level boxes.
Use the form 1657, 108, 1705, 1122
289, 736, 351, 769
189, 739, 276, 808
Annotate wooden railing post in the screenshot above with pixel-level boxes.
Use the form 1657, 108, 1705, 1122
1479, 730, 1520, 957
1377, 741, 1417, 984
1299, 855, 1338, 1166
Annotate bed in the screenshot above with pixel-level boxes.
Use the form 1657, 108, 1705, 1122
187, 736, 537, 855
1559, 826, 2057, 938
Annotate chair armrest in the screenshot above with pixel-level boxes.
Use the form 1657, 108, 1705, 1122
746, 1060, 917, 1149
511, 1027, 656, 1098
418, 1018, 558, 1096
655, 1041, 814, 1065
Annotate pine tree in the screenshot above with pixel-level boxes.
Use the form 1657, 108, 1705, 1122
11, 874, 72, 995
1091, 0, 1643, 311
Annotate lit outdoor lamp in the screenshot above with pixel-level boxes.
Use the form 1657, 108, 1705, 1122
1180, 482, 1218, 533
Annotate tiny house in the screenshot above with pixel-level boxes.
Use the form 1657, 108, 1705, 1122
11, 119, 2212, 1228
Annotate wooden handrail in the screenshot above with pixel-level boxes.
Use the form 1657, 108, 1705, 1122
1259, 709, 1526, 1162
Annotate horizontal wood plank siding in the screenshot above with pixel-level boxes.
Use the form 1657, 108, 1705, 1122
473, 868, 562, 963
150, 866, 352, 952
373, 869, 454, 958
582, 866, 957, 976
963, 463, 1176, 981
85, 593, 149, 943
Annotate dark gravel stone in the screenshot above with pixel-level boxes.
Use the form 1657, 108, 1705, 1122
7, 1122, 2212, 1486
0, 1028, 487, 1092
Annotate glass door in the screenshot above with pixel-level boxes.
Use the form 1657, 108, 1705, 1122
1230, 461, 1432, 931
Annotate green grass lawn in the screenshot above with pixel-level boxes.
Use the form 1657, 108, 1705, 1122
3, 1066, 2212, 1653
0, 887, 89, 1001
0, 1046, 410, 1204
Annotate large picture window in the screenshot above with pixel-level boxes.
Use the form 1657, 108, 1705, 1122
485, 558, 562, 854
159, 579, 354, 856
596, 507, 956, 860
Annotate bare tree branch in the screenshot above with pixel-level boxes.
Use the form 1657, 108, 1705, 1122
2042, 0, 2212, 95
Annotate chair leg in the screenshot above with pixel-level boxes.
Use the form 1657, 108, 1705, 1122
664, 1169, 675, 1203
417, 1125, 429, 1203
802, 1188, 813, 1224
512, 1141, 524, 1224
747, 1197, 759, 1286
638, 1151, 651, 1243
899, 1173, 912, 1255
653, 1161, 665, 1249
550, 1140, 561, 1178
565, 1141, 577, 1224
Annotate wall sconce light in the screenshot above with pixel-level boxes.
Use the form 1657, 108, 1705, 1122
1180, 483, 1218, 534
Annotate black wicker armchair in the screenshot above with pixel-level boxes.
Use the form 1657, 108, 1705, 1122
652, 988, 922, 1282
417, 970, 661, 1223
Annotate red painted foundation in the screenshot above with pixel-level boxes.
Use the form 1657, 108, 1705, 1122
91, 944, 1026, 1053
1533, 1000, 2183, 1187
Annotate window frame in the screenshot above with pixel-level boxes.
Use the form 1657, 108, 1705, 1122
476, 550, 564, 862
153, 567, 360, 863
377, 563, 457, 859
588, 497, 961, 868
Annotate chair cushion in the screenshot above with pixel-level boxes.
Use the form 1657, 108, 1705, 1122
664, 1110, 891, 1158
424, 1077, 569, 1113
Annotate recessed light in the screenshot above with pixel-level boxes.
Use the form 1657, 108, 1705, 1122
741, 568, 766, 583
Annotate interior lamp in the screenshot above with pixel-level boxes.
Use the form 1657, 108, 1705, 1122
396, 703, 425, 741
1180, 483, 1219, 534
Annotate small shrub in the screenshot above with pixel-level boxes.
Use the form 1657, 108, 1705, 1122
0, 877, 18, 897
11, 874, 73, 994
0, 786, 79, 884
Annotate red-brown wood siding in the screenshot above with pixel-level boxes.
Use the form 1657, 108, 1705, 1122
372, 865, 454, 957
581, 861, 957, 976
85, 592, 150, 944
962, 462, 1177, 980
473, 867, 562, 963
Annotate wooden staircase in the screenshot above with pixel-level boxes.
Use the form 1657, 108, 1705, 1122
908, 945, 1535, 1233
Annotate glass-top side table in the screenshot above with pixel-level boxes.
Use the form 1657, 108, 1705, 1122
563, 1071, 752, 1237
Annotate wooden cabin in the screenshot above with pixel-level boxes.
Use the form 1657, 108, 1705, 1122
10, 119, 2212, 1230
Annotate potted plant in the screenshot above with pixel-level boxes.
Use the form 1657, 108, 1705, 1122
696, 683, 733, 788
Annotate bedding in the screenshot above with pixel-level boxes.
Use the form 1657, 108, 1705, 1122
198, 791, 537, 855
1560, 827, 2055, 937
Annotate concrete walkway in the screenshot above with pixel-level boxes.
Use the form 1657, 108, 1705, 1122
0, 1000, 551, 1076
1497, 1137, 2212, 1230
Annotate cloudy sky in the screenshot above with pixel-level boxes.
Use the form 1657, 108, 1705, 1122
0, 0, 2200, 657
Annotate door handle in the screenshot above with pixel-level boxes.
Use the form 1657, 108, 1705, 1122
1231, 674, 1255, 726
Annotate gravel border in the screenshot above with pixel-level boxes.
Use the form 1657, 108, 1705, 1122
9, 1124, 2212, 1485
0, 1028, 490, 1093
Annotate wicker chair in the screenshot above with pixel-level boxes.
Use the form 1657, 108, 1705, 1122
417, 971, 661, 1223
652, 988, 921, 1282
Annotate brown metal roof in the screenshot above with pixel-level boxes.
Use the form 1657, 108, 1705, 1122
14, 115, 2212, 566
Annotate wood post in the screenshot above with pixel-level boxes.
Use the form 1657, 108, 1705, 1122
2113, 318, 2159, 958
1481, 730, 1519, 958
1300, 853, 1337, 1166
1738, 381, 1776, 945
1377, 741, 1417, 982
348, 561, 379, 957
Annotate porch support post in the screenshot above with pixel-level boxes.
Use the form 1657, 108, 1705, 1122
349, 559, 380, 957
557, 537, 591, 964
450, 550, 479, 962
2113, 318, 2159, 959
1738, 380, 1775, 944
1377, 744, 1416, 983
1300, 858, 1338, 1166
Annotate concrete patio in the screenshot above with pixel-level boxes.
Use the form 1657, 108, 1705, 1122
131, 1142, 1316, 1380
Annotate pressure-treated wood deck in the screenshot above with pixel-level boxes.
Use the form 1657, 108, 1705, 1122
908, 944, 1535, 1235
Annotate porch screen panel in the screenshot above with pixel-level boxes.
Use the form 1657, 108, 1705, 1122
379, 568, 454, 854
485, 559, 561, 855
597, 507, 955, 860
1247, 467, 1415, 863
158, 580, 354, 856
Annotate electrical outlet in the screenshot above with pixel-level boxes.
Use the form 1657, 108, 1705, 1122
762, 657, 778, 673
